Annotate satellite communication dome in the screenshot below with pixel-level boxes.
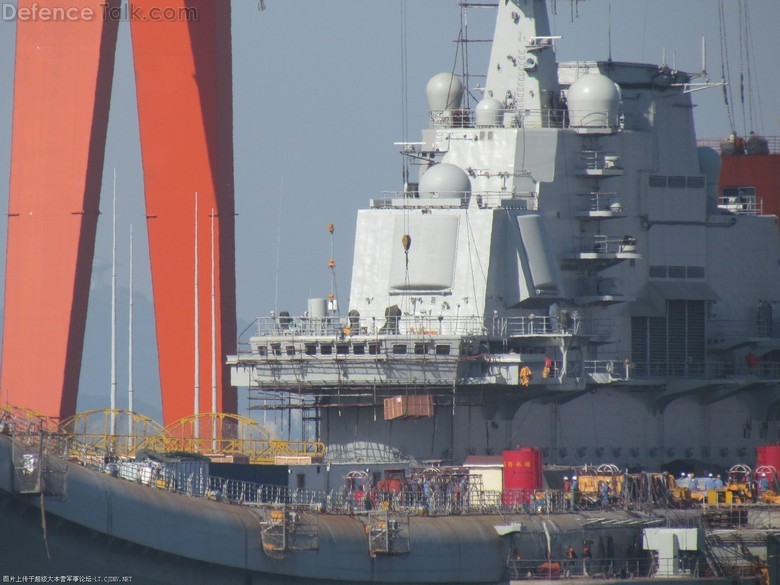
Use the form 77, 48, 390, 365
419, 163, 471, 199
567, 72, 621, 129
426, 73, 464, 112
697, 146, 722, 184
475, 97, 504, 127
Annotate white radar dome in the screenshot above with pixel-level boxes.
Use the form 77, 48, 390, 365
567, 73, 621, 129
475, 97, 504, 127
419, 163, 471, 199
697, 146, 722, 183
426, 73, 464, 112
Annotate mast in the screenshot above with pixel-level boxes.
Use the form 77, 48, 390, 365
484, 0, 560, 126
328, 223, 338, 315
110, 170, 117, 436
128, 224, 134, 444
194, 192, 200, 440
211, 208, 217, 451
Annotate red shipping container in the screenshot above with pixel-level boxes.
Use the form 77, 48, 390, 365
503, 448, 543, 503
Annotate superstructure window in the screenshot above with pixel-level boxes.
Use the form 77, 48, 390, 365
368, 342, 381, 355
649, 266, 667, 278
271, 343, 281, 356
256, 346, 267, 356
353, 343, 366, 355
320, 343, 332, 355
414, 343, 429, 355
336, 343, 350, 355
668, 176, 686, 189
668, 266, 686, 279
649, 176, 667, 188
392, 344, 407, 355
286, 345, 296, 356
304, 343, 317, 356
687, 266, 705, 279
435, 344, 451, 356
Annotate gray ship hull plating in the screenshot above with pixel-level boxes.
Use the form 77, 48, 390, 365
2, 434, 653, 583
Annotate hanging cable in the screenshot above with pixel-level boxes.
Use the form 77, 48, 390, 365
742, 2, 764, 134
737, 0, 746, 135
400, 0, 409, 192
716, 0, 736, 134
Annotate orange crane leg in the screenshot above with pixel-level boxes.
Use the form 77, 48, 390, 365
130, 0, 237, 426
0, 1, 120, 420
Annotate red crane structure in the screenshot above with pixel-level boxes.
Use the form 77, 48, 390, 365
1, 0, 237, 424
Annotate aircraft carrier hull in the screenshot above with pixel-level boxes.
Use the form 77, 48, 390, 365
1, 434, 665, 584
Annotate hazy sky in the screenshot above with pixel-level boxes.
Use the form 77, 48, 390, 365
1, 0, 778, 419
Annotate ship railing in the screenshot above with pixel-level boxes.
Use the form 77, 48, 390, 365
717, 195, 764, 216
697, 135, 780, 155
205, 478, 327, 508
248, 315, 488, 339
627, 360, 780, 380
330, 487, 576, 516
253, 315, 344, 337
428, 107, 614, 130
579, 234, 637, 255
507, 555, 702, 580
585, 359, 631, 379
495, 314, 582, 337
579, 150, 622, 172
371, 190, 538, 210
581, 190, 620, 212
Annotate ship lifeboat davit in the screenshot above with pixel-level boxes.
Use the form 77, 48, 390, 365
567, 72, 621, 130
419, 163, 471, 200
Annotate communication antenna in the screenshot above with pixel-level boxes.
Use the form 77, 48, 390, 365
128, 224, 134, 446
701, 36, 707, 79
193, 192, 200, 441
110, 169, 117, 436
607, 3, 612, 62
210, 208, 218, 452
327, 224, 339, 315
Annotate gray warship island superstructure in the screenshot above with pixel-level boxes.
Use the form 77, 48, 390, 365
230, 0, 780, 470
3, 1, 780, 583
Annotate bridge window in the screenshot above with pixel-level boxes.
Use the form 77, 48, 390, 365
320, 343, 333, 355
256, 345, 267, 356
336, 343, 350, 355
304, 343, 317, 356
353, 343, 366, 355
436, 344, 451, 355
286, 345, 296, 356
392, 344, 407, 355
368, 342, 381, 355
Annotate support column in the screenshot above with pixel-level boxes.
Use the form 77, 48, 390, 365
1, 1, 120, 420
130, 0, 237, 426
